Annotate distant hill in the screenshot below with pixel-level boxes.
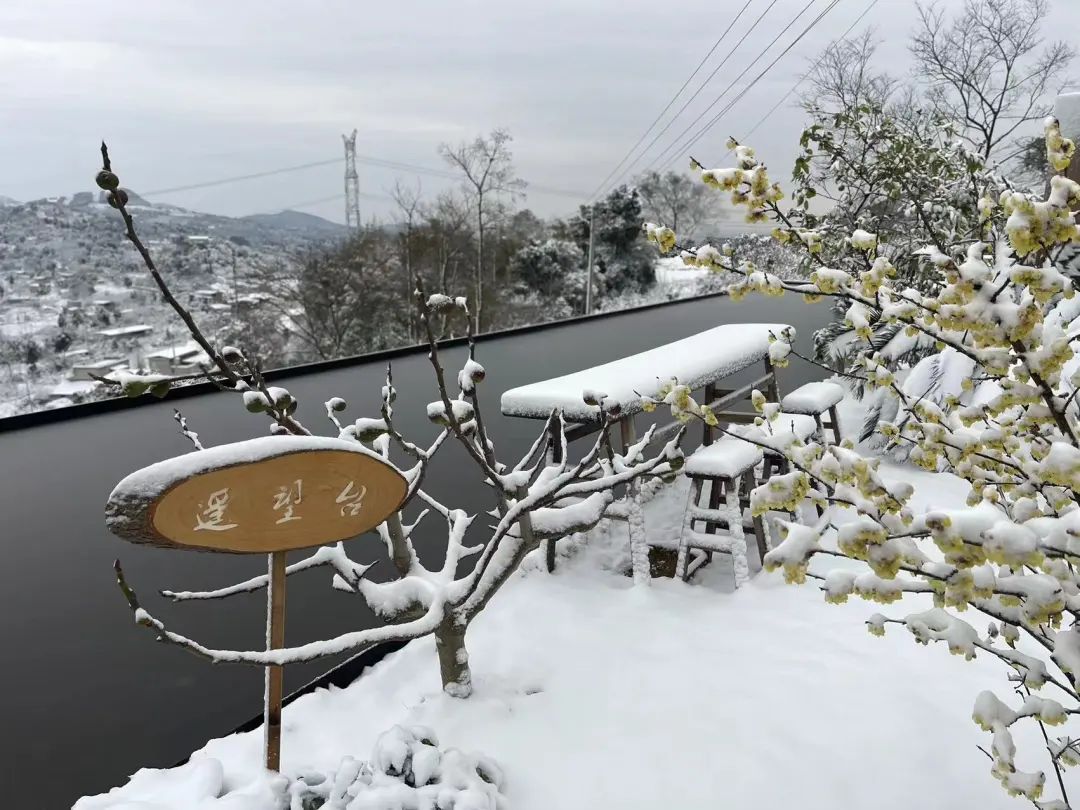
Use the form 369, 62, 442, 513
0, 195, 19, 207
241, 209, 347, 236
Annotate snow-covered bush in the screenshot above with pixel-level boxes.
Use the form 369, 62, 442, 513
645, 119, 1080, 805
790, 103, 1006, 382
289, 725, 505, 810
509, 238, 586, 315
97, 146, 683, 698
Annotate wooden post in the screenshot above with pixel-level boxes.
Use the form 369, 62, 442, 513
764, 357, 781, 403
264, 550, 287, 771
544, 417, 565, 573
702, 382, 716, 446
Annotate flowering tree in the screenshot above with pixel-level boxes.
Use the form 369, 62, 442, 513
96, 144, 683, 698
645, 119, 1080, 805
786, 102, 1006, 385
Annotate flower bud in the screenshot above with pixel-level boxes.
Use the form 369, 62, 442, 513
96, 170, 120, 191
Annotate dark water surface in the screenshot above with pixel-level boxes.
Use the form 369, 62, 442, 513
0, 294, 828, 807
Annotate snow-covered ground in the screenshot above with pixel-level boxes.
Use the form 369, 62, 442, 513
654, 255, 713, 289
78, 422, 1037, 809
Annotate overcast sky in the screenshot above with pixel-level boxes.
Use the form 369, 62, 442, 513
2, 0, 1078, 224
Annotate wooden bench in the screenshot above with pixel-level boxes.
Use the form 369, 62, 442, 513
676, 438, 764, 586
500, 323, 791, 572
780, 381, 844, 444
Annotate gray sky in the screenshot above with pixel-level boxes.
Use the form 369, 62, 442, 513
2, 0, 1078, 224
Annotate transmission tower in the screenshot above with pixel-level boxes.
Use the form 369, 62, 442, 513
342, 129, 360, 229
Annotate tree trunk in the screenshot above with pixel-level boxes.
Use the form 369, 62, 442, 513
475, 200, 484, 334
435, 617, 473, 698
403, 231, 413, 343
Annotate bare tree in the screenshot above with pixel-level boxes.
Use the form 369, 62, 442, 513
803, 28, 897, 115
910, 0, 1075, 160
253, 230, 406, 361
439, 129, 524, 333
634, 169, 719, 238
389, 179, 424, 342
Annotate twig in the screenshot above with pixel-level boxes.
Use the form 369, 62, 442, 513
172, 409, 204, 451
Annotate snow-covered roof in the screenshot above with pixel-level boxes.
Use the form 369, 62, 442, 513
500, 323, 789, 422
71, 358, 125, 371
97, 324, 154, 337
144, 341, 203, 360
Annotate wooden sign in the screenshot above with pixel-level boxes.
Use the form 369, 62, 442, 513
106, 436, 409, 553
105, 435, 408, 772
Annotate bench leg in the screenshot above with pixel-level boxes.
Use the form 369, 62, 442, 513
676, 478, 704, 581
620, 417, 649, 585
827, 404, 842, 444
764, 356, 781, 402
741, 469, 768, 563
704, 477, 723, 563
725, 475, 749, 588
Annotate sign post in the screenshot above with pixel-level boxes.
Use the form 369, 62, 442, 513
105, 435, 408, 772
265, 550, 287, 771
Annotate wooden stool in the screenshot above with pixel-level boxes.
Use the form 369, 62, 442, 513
741, 412, 819, 482
676, 439, 764, 587
736, 412, 821, 547
780, 382, 844, 444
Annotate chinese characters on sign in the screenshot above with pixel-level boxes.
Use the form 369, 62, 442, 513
336, 481, 367, 517
193, 488, 238, 532
273, 479, 303, 524
191, 479, 369, 533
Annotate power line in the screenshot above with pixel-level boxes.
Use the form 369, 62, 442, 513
670, 0, 843, 165
597, 0, 782, 197
641, 0, 821, 175
587, 0, 754, 201
143, 158, 344, 196
142, 151, 590, 203
739, 0, 880, 143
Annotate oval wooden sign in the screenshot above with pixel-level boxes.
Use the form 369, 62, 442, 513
106, 436, 408, 553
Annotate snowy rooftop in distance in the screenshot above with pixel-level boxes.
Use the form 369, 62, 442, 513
654, 256, 711, 286
49, 379, 100, 398
144, 341, 203, 360
500, 322, 788, 421
97, 324, 154, 338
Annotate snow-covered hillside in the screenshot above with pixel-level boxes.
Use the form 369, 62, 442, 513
0, 196, 344, 417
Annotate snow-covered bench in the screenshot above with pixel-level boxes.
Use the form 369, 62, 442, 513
501, 322, 791, 427
676, 438, 765, 586
780, 381, 844, 444
501, 323, 791, 571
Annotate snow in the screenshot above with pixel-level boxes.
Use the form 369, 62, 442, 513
426, 399, 475, 425
733, 411, 818, 444
654, 256, 711, 286
683, 437, 762, 477
500, 323, 789, 421
49, 378, 100, 397
780, 380, 845, 414
81, 452, 1035, 810
96, 323, 155, 338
